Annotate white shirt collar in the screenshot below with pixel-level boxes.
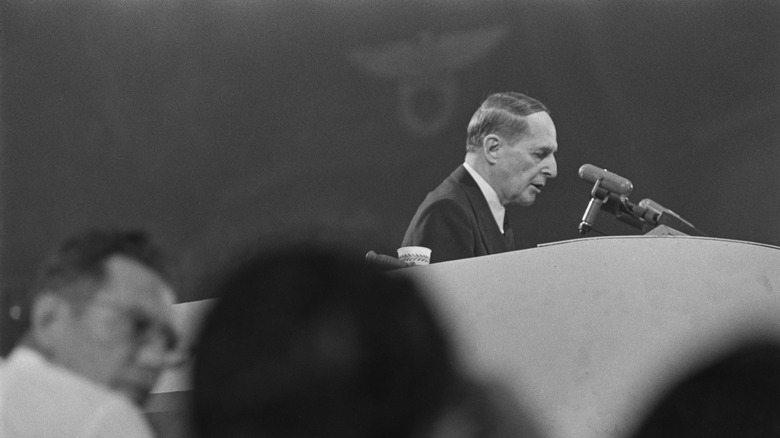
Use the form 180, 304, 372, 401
463, 162, 505, 233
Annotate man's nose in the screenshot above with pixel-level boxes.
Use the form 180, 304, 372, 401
542, 155, 558, 179
134, 336, 168, 368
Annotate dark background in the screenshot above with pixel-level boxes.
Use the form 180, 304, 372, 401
1, 0, 779, 353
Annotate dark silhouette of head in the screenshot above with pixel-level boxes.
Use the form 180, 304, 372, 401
628, 338, 780, 438
192, 245, 457, 438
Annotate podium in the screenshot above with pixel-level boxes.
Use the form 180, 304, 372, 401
149, 235, 780, 438
397, 235, 780, 438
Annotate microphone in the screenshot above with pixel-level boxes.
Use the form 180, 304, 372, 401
637, 198, 703, 235
365, 251, 410, 270
638, 198, 675, 225
578, 164, 634, 196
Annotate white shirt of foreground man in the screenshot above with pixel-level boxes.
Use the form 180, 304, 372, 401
0, 347, 155, 438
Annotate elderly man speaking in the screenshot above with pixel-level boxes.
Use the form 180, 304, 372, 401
402, 92, 558, 263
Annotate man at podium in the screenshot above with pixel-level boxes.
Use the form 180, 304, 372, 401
402, 92, 558, 263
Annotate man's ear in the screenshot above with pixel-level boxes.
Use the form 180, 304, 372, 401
482, 134, 502, 164
29, 293, 70, 350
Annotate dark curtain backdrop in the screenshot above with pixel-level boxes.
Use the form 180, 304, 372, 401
1, 0, 779, 352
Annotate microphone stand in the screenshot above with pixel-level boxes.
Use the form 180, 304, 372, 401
578, 189, 706, 237
655, 212, 707, 237
602, 195, 651, 232
578, 179, 609, 235
580, 179, 655, 235
576, 164, 706, 237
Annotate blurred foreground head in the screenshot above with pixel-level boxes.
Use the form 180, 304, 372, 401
192, 245, 457, 438
24, 228, 177, 405
628, 338, 780, 438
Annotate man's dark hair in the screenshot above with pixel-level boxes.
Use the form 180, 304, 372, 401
466, 92, 549, 153
192, 245, 457, 438
628, 339, 780, 438
30, 228, 170, 303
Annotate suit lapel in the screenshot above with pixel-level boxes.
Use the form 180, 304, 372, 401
450, 166, 512, 255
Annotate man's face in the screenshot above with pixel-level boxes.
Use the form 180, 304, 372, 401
50, 255, 177, 405
491, 111, 558, 206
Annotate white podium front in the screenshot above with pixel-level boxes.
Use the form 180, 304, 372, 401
151, 235, 780, 438
398, 235, 780, 438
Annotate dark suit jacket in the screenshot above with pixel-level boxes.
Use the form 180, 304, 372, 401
402, 165, 517, 263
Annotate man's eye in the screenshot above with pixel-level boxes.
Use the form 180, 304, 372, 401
131, 316, 152, 337
164, 330, 180, 352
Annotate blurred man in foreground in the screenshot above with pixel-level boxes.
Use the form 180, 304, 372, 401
0, 229, 178, 437
191, 245, 458, 438
627, 338, 780, 438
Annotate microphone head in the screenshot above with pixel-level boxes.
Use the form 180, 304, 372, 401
638, 198, 667, 216
578, 164, 634, 196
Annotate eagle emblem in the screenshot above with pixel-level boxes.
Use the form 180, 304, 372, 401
348, 25, 509, 136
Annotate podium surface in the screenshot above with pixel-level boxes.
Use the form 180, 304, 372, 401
398, 235, 780, 438
152, 235, 780, 438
